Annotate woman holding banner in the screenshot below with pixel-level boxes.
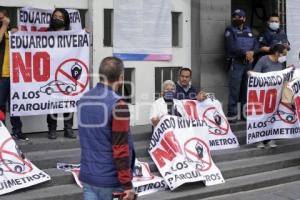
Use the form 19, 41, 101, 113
150, 80, 187, 127
253, 44, 292, 148
46, 8, 75, 139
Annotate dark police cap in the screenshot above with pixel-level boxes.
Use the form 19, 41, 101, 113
232, 9, 246, 17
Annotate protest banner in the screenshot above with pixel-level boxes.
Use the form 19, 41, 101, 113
9, 30, 89, 116
149, 115, 224, 190
18, 7, 82, 32
181, 97, 239, 150
0, 122, 51, 195
57, 159, 167, 196
246, 67, 300, 144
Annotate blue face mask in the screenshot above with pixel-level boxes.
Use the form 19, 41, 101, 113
163, 91, 175, 100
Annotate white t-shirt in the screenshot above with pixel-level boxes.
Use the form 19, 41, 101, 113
149, 97, 186, 125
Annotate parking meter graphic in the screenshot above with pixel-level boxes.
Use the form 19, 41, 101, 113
71, 62, 82, 81
195, 142, 204, 159
133, 163, 143, 177
203, 107, 229, 135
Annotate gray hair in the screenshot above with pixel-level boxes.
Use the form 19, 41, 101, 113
162, 80, 176, 91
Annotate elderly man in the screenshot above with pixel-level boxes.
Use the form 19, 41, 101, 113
78, 57, 136, 200
150, 80, 187, 127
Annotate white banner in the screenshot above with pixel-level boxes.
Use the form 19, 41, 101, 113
288, 78, 300, 127
9, 30, 90, 116
57, 160, 167, 196
18, 7, 82, 32
246, 68, 300, 144
0, 122, 51, 195
180, 97, 239, 150
149, 115, 224, 190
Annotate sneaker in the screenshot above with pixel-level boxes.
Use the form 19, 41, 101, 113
48, 130, 57, 139
257, 142, 265, 149
64, 129, 76, 139
13, 132, 29, 141
267, 140, 277, 148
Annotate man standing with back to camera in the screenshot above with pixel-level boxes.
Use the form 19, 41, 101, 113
78, 57, 135, 200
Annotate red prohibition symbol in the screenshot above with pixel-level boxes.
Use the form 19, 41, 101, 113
184, 137, 212, 172
55, 58, 89, 96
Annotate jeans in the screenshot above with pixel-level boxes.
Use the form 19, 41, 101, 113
47, 112, 73, 131
82, 182, 123, 200
228, 59, 252, 118
0, 78, 22, 133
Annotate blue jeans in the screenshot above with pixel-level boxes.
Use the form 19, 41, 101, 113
82, 182, 123, 200
0, 78, 22, 133
228, 59, 251, 118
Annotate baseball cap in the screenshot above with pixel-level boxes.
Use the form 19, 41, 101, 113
232, 9, 246, 17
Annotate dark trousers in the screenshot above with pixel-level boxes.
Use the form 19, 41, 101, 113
0, 77, 22, 133
228, 59, 251, 118
47, 113, 73, 131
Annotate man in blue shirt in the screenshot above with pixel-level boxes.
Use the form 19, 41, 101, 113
225, 9, 259, 123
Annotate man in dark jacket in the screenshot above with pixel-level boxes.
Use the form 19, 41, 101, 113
175, 67, 207, 101
259, 13, 290, 55
78, 57, 135, 200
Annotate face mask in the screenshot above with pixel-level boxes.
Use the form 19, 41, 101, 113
269, 22, 280, 31
51, 18, 65, 30
278, 56, 287, 63
163, 91, 175, 101
233, 19, 244, 27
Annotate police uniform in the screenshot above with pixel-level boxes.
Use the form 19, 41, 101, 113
259, 27, 289, 50
225, 10, 258, 120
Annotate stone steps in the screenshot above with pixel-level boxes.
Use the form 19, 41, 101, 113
2, 122, 300, 199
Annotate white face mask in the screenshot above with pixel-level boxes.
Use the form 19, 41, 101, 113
278, 56, 287, 63
269, 22, 280, 31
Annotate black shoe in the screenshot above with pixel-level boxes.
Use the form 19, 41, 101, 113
48, 130, 57, 139
64, 129, 76, 139
13, 132, 29, 141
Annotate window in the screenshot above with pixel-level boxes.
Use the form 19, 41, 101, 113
103, 9, 113, 47
118, 68, 135, 104
172, 12, 182, 47
155, 67, 181, 99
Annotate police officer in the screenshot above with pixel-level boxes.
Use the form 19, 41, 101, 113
259, 13, 290, 55
225, 9, 258, 123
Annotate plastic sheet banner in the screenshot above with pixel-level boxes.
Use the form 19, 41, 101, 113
18, 7, 82, 32
9, 30, 89, 116
0, 122, 51, 195
246, 68, 300, 144
149, 115, 225, 190
57, 159, 167, 196
181, 97, 239, 150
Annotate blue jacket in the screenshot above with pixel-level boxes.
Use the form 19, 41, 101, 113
78, 83, 135, 188
259, 27, 289, 48
225, 25, 258, 59
175, 82, 197, 100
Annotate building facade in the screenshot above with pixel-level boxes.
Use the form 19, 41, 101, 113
1, 0, 292, 133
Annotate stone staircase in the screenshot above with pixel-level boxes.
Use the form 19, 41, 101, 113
2, 122, 300, 200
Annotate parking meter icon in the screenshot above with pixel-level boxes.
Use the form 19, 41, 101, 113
71, 62, 82, 81
195, 142, 204, 159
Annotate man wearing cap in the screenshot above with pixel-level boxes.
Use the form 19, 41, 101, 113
225, 9, 259, 123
